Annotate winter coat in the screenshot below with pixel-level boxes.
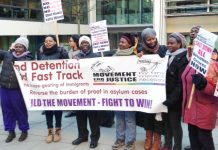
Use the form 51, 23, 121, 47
136, 45, 167, 134
76, 49, 100, 59
38, 46, 69, 60
182, 61, 218, 130
0, 50, 33, 88
165, 51, 188, 111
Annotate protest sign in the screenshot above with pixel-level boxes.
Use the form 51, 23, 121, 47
190, 28, 217, 76
14, 55, 168, 113
41, 0, 64, 23
90, 20, 110, 53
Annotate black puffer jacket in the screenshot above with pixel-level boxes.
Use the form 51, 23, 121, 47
0, 50, 33, 88
38, 46, 69, 60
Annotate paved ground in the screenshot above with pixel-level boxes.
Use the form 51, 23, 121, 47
0, 109, 217, 150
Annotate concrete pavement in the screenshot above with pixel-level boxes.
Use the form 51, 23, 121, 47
0, 109, 217, 150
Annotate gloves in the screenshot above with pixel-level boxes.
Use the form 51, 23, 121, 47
155, 113, 162, 121
192, 74, 207, 90
162, 100, 174, 108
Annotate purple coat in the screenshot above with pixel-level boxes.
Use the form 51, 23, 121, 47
182, 63, 218, 130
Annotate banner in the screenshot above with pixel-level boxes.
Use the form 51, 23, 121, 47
190, 28, 217, 76
90, 20, 110, 53
14, 55, 168, 113
41, 0, 64, 22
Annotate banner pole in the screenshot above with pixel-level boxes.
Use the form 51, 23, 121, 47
54, 21, 60, 46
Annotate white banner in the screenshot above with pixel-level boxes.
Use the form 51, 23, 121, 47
190, 28, 217, 76
41, 0, 64, 22
90, 20, 110, 53
14, 55, 168, 113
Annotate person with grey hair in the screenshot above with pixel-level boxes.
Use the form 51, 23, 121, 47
136, 28, 167, 150
161, 32, 188, 150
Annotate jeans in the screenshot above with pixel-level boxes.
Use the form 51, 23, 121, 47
45, 110, 62, 129
115, 111, 136, 143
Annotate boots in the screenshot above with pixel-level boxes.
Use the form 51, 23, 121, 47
53, 128, 61, 142
46, 128, 53, 143
18, 131, 28, 142
5, 131, 16, 143
144, 130, 153, 150
152, 132, 161, 150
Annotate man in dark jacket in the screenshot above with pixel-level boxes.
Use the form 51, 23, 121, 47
72, 35, 100, 149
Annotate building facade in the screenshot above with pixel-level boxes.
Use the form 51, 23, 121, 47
0, 0, 218, 53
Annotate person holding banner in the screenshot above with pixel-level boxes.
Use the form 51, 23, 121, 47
161, 32, 188, 150
182, 44, 218, 149
0, 36, 33, 143
64, 34, 80, 118
72, 35, 100, 149
38, 35, 69, 143
136, 28, 167, 150
112, 33, 137, 150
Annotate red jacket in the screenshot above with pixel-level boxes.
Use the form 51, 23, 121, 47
182, 61, 218, 130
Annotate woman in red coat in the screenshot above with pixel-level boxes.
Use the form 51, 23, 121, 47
182, 53, 218, 150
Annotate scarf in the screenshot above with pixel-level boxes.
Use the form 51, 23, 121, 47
12, 51, 30, 58
113, 46, 134, 56
143, 41, 160, 54
42, 44, 58, 55
166, 48, 187, 66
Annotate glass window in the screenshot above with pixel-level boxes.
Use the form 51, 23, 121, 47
61, 1, 72, 23
211, 0, 218, 3
141, 0, 153, 24
12, 0, 27, 7
97, 0, 153, 25
13, 8, 28, 19
28, 0, 41, 9
0, 6, 12, 18
129, 0, 140, 24
29, 9, 42, 20
116, 0, 128, 24
96, 0, 116, 24
71, 0, 88, 24
0, 0, 11, 5
166, 0, 208, 15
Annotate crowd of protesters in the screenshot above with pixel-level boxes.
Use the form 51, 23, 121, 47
0, 25, 218, 150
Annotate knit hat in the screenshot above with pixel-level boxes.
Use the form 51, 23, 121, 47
14, 35, 29, 50
120, 33, 135, 47
79, 36, 91, 47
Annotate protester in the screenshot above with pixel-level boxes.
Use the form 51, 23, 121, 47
0, 36, 33, 143
64, 34, 80, 118
111, 33, 136, 150
184, 25, 201, 150
37, 35, 69, 143
136, 28, 167, 150
72, 35, 100, 149
161, 33, 188, 150
68, 34, 80, 59
187, 26, 201, 60
182, 39, 218, 150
